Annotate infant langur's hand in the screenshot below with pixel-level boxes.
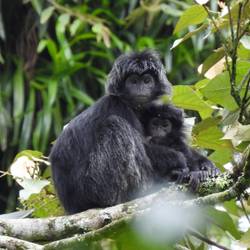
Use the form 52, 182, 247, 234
169, 151, 190, 183
200, 158, 220, 178
170, 168, 190, 184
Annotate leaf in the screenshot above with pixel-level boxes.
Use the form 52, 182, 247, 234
171, 24, 207, 49
21, 185, 64, 217
221, 110, 240, 126
70, 86, 94, 106
0, 5, 6, 40
40, 6, 55, 24
70, 19, 82, 36
239, 229, 250, 247
194, 79, 210, 89
195, 0, 210, 4
160, 4, 182, 17
14, 150, 43, 161
30, 0, 42, 14
19, 179, 50, 200
238, 44, 250, 60
10, 156, 38, 181
206, 207, 241, 240
240, 35, 250, 49
222, 122, 250, 146
198, 47, 225, 75
199, 72, 238, 111
12, 61, 25, 144
172, 85, 213, 119
48, 79, 58, 106
0, 105, 11, 151
202, 57, 225, 79
174, 5, 208, 34
37, 39, 47, 53
32, 110, 43, 150
0, 50, 4, 64
92, 23, 111, 48
57, 13, 70, 34
236, 61, 250, 88
208, 149, 232, 167
46, 39, 58, 62
193, 117, 233, 151
19, 88, 35, 150
223, 200, 239, 216
41, 97, 52, 152
37, 39, 58, 62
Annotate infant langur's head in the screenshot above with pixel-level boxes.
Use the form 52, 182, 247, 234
147, 116, 172, 138
146, 105, 185, 141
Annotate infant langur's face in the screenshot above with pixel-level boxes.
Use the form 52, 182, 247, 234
148, 117, 172, 138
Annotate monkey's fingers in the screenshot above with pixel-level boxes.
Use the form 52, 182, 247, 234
210, 167, 220, 178
188, 172, 200, 191
171, 170, 187, 184
201, 170, 209, 182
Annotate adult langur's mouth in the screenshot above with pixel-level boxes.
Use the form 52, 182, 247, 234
136, 95, 149, 102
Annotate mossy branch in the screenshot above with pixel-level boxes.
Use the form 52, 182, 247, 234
0, 150, 249, 249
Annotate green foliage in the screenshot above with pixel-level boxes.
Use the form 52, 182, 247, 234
172, 85, 213, 119
173, 5, 208, 34
21, 184, 64, 218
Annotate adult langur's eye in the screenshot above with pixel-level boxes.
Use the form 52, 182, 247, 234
126, 74, 138, 85
142, 74, 153, 84
152, 118, 159, 126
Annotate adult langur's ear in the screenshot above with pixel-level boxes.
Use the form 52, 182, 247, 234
158, 70, 172, 96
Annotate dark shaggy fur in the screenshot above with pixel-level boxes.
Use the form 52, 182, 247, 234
49, 50, 174, 214
143, 104, 220, 188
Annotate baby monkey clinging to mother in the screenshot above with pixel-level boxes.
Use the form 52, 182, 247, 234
143, 104, 220, 190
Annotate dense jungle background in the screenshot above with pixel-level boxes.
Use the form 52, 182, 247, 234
0, 0, 250, 249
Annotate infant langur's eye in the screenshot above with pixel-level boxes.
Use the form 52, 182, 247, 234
126, 74, 138, 85
142, 74, 153, 84
162, 120, 171, 127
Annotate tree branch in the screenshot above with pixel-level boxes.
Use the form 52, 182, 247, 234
0, 235, 43, 250
0, 150, 249, 248
0, 173, 249, 243
188, 228, 230, 250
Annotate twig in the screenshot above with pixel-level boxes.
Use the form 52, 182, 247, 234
242, 75, 250, 103
239, 76, 250, 122
0, 170, 9, 178
238, 69, 250, 92
203, 6, 230, 54
227, 0, 242, 106
203, 4, 241, 106
235, 2, 243, 44
188, 228, 230, 250
227, 0, 235, 46
47, 0, 107, 26
240, 198, 250, 224
238, 20, 250, 41
0, 235, 42, 250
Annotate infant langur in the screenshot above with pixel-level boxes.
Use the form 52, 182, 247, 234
145, 104, 220, 190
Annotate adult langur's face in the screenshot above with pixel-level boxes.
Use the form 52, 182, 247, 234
123, 73, 156, 105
